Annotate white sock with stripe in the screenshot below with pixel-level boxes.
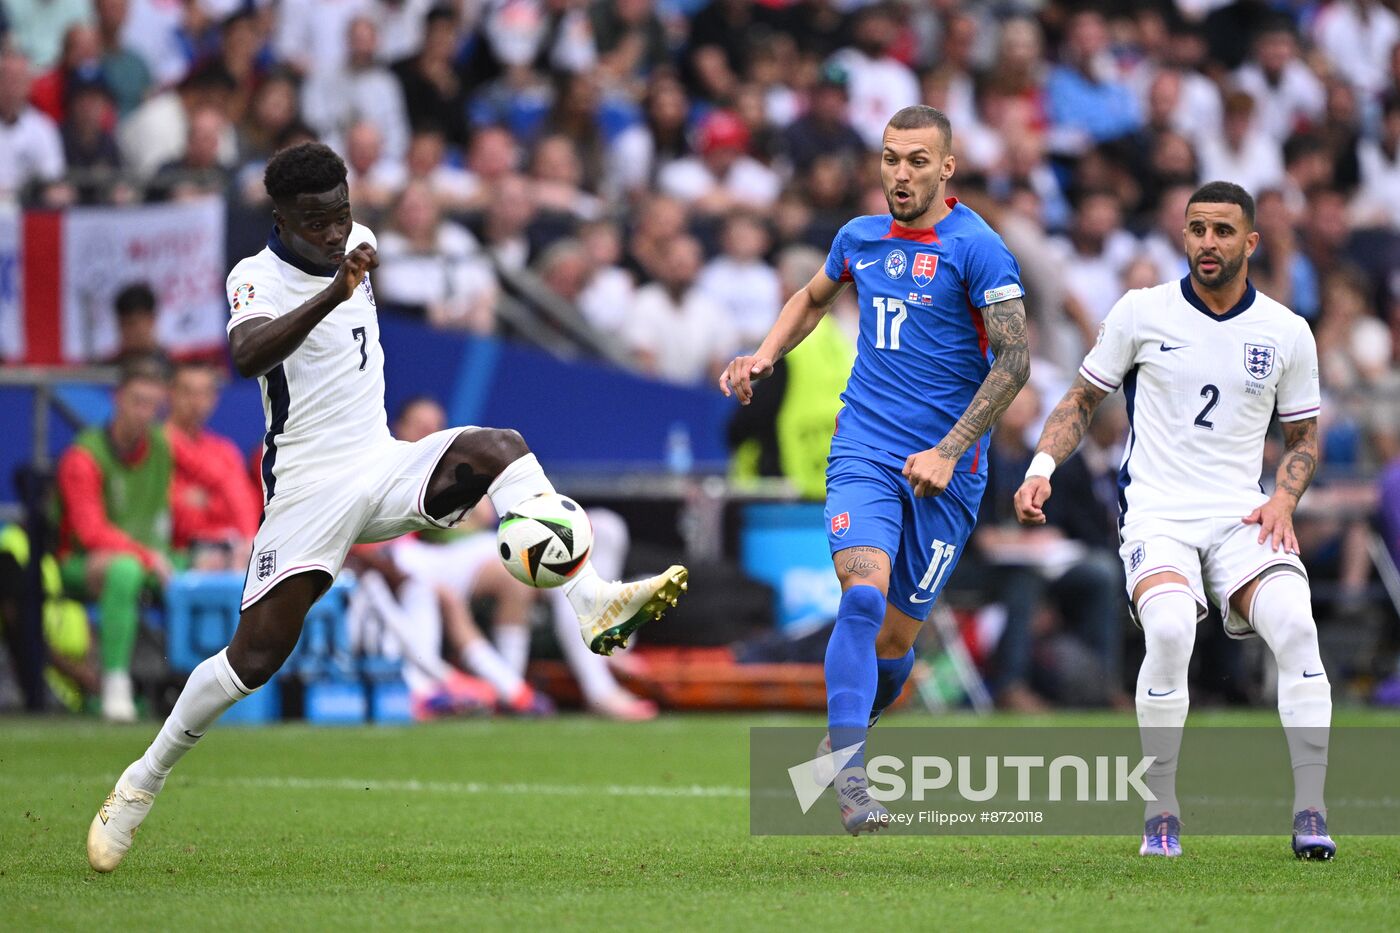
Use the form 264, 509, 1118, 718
1134, 583, 1198, 822
125, 648, 252, 794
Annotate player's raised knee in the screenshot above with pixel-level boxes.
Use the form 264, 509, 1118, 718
225, 646, 284, 690
457, 427, 530, 475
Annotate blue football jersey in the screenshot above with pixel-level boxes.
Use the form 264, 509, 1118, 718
822, 198, 1024, 478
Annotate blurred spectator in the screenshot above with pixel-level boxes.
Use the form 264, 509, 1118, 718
589, 0, 668, 88
376, 180, 498, 333
1197, 90, 1285, 197
1049, 190, 1137, 343
695, 211, 782, 350
303, 15, 411, 160
1139, 184, 1193, 283
237, 68, 302, 163
1319, 77, 1362, 195
1280, 134, 1335, 218
626, 191, 689, 281
375, 0, 435, 64
478, 174, 538, 272
166, 361, 260, 570
1248, 188, 1320, 321
4, 0, 92, 70
117, 0, 194, 89
0, 50, 71, 207
55, 360, 175, 722
392, 4, 471, 146
658, 110, 781, 214
1136, 64, 1220, 149
726, 243, 854, 499
215, 9, 264, 127
118, 61, 236, 179
1233, 18, 1324, 144
148, 105, 231, 201
274, 0, 369, 81
1311, 0, 1400, 104
62, 76, 129, 204
828, 4, 920, 150
109, 282, 170, 369
1356, 93, 1400, 229
575, 220, 636, 338
625, 235, 734, 385
1315, 266, 1399, 464
93, 0, 151, 117
606, 70, 691, 202
342, 119, 403, 217
528, 133, 602, 221
405, 127, 478, 213
782, 61, 864, 174
1044, 8, 1141, 156
30, 22, 104, 125
969, 384, 1127, 711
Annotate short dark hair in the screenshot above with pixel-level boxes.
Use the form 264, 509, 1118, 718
1187, 180, 1255, 227
114, 282, 156, 318
117, 354, 170, 388
886, 105, 953, 154
263, 142, 347, 203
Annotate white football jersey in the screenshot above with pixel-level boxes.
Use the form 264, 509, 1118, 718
226, 222, 391, 501
1078, 278, 1320, 525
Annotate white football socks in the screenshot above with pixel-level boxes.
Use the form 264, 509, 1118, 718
488, 453, 607, 611
1249, 572, 1330, 814
126, 648, 252, 794
494, 623, 532, 676
1134, 584, 1198, 821
461, 638, 526, 700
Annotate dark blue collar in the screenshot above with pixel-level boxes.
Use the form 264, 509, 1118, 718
268, 228, 337, 277
1179, 275, 1256, 322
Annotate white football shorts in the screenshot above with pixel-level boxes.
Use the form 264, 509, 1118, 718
1119, 514, 1307, 638
241, 427, 473, 609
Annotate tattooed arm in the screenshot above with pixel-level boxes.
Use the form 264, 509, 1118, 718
904, 297, 1031, 497
1013, 375, 1110, 525
1242, 417, 1319, 554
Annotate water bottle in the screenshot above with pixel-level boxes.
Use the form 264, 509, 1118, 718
666, 421, 694, 475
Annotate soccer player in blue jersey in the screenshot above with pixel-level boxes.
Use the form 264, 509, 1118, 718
720, 105, 1029, 834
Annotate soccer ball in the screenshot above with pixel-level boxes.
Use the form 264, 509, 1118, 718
497, 493, 593, 588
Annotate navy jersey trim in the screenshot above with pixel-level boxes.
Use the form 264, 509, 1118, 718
268, 228, 338, 278
260, 364, 290, 503
1179, 275, 1256, 322
1117, 366, 1139, 532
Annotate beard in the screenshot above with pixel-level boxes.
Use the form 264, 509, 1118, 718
885, 184, 939, 223
1190, 248, 1245, 290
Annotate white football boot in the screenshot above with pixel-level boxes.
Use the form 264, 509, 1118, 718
87, 767, 155, 872
578, 565, 688, 655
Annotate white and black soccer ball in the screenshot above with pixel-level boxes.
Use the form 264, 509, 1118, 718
497, 493, 593, 588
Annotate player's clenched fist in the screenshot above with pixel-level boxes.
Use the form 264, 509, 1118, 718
903, 448, 957, 498
718, 355, 774, 405
331, 242, 378, 301
1013, 476, 1052, 525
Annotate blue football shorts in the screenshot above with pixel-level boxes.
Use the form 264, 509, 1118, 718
823, 454, 983, 621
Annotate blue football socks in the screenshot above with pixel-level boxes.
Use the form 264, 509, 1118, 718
825, 585, 886, 770
871, 649, 915, 723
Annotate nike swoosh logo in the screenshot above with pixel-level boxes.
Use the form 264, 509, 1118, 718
1146, 688, 1176, 697
855, 258, 879, 270
910, 593, 934, 604
184, 730, 206, 739
1159, 342, 1188, 352
1303, 671, 1325, 678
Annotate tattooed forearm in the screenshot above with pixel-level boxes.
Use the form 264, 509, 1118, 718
936, 297, 1031, 460
1034, 375, 1109, 464
841, 547, 882, 578
1276, 417, 1319, 503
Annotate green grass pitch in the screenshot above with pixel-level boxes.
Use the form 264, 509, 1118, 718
3, 711, 1397, 931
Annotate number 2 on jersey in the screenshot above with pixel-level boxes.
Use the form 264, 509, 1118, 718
872, 296, 907, 350
351, 326, 367, 371
1195, 384, 1219, 430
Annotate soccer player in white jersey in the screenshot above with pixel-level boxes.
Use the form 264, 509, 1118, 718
1014, 181, 1335, 860
87, 143, 687, 872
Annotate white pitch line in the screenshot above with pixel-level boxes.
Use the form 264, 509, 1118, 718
0, 771, 748, 800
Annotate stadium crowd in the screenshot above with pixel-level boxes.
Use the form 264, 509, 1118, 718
4, 0, 1400, 714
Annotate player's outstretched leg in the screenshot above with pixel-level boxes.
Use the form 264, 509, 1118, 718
1134, 582, 1197, 857
87, 573, 324, 872
1240, 570, 1335, 860
427, 429, 687, 656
